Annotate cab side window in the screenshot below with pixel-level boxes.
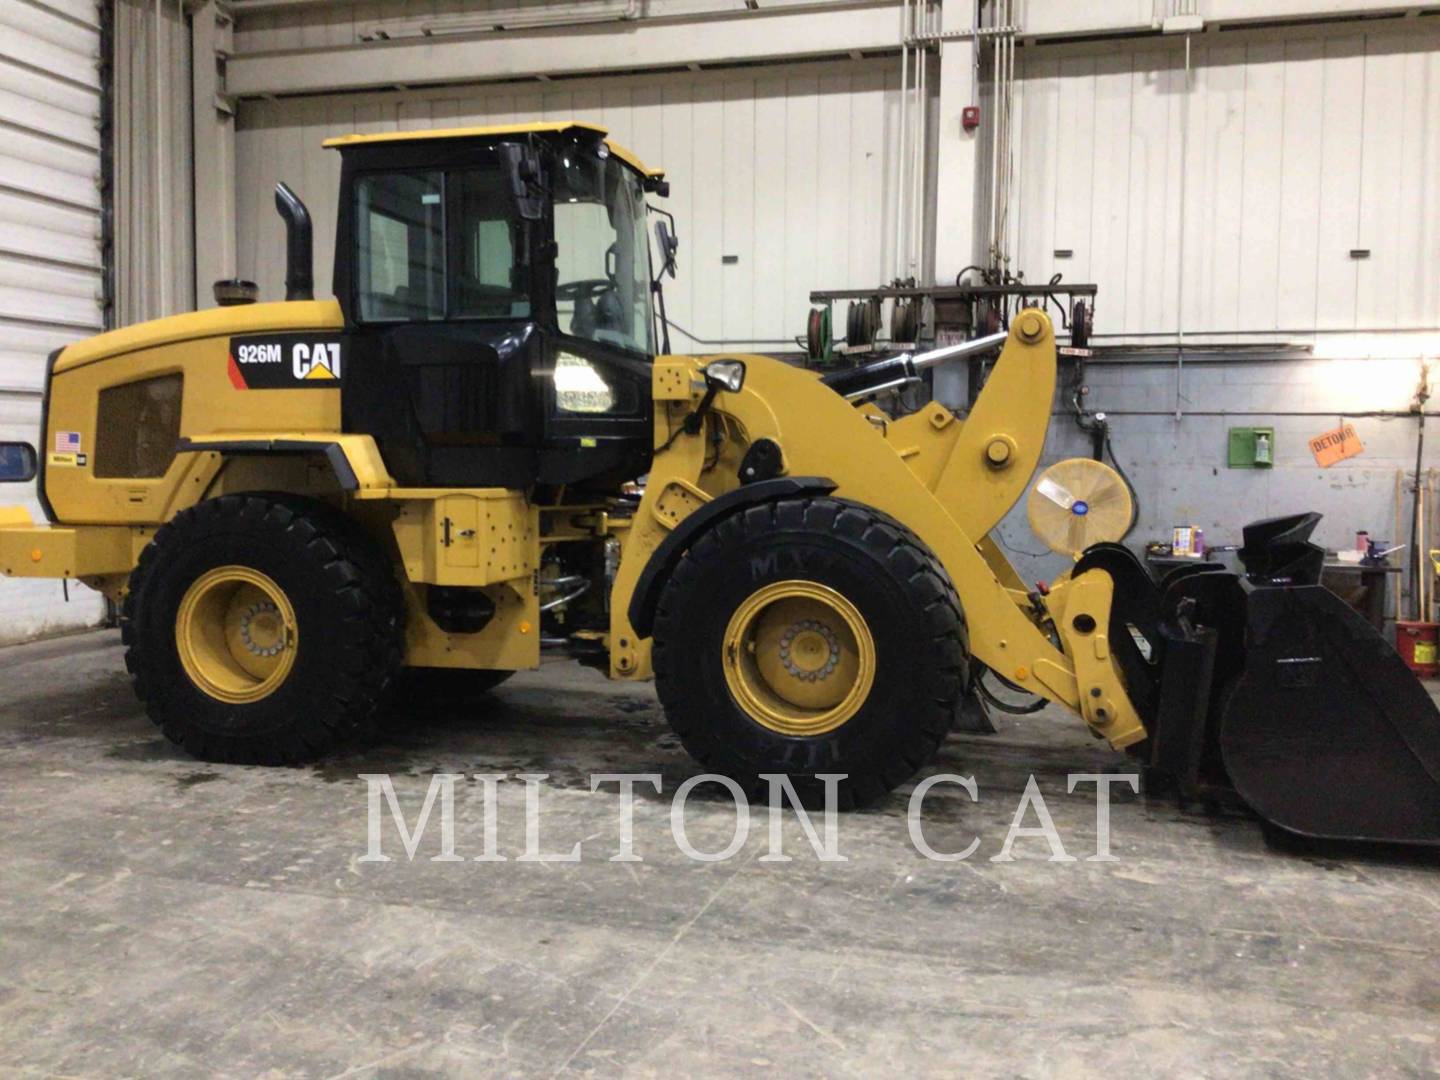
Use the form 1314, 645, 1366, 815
355, 172, 445, 322
454, 169, 531, 320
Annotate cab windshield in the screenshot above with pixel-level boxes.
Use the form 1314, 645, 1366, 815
552, 148, 655, 356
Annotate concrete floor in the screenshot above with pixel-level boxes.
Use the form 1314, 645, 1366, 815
1, 630, 1437, 1078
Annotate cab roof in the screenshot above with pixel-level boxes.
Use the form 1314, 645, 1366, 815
322, 120, 662, 180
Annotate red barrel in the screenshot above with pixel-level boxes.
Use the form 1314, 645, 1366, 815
1395, 621, 1439, 678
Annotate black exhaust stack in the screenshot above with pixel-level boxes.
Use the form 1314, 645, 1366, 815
274, 181, 313, 302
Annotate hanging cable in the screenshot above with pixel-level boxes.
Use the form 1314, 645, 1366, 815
1104, 431, 1140, 538
975, 665, 1049, 714
994, 528, 1051, 559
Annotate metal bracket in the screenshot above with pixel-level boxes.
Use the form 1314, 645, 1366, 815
1057, 570, 1148, 748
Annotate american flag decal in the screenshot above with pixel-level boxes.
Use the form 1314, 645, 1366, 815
55, 431, 81, 454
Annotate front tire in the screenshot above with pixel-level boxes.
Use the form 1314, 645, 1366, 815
652, 496, 968, 807
122, 493, 404, 764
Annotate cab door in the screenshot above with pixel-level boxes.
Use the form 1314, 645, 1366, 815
535, 149, 656, 486
339, 158, 544, 489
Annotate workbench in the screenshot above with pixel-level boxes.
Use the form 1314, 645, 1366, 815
1143, 553, 1397, 631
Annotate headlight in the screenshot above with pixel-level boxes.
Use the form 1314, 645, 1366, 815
704, 359, 746, 393
554, 351, 615, 413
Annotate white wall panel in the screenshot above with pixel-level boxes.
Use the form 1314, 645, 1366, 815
0, 0, 106, 639
1012, 21, 1440, 342
235, 59, 910, 351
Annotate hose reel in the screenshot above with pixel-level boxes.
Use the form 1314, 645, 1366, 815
1071, 299, 1093, 349
844, 298, 881, 349
805, 306, 832, 362
890, 299, 918, 345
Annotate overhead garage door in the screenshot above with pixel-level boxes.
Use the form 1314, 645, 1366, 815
1010, 22, 1440, 342
235, 57, 913, 354
0, 0, 106, 641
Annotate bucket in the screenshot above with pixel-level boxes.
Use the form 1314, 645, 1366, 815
1395, 621, 1439, 678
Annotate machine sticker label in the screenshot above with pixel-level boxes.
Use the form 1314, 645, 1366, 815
1308, 423, 1363, 467
1036, 475, 1076, 509
54, 431, 81, 454
228, 334, 345, 390
48, 452, 85, 467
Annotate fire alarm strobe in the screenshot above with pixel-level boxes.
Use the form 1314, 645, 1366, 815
962, 106, 981, 132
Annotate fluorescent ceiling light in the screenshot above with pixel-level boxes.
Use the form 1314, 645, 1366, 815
1306, 333, 1440, 361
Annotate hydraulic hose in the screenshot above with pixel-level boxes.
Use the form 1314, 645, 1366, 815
975, 665, 1049, 715
1104, 431, 1140, 538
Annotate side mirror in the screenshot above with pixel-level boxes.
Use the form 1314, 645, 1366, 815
654, 219, 678, 280
0, 442, 37, 483
704, 359, 745, 393
500, 144, 544, 222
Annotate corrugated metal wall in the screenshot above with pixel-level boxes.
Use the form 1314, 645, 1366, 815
0, 0, 104, 348
0, 0, 105, 640
1011, 20, 1440, 343
234, 58, 922, 352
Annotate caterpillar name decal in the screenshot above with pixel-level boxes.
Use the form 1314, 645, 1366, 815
228, 334, 345, 390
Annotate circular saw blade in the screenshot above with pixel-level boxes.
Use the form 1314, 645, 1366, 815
1026, 458, 1133, 556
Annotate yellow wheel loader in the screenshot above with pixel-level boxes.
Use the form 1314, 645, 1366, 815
2, 122, 1437, 844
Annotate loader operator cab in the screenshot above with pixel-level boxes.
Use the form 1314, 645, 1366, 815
326, 123, 668, 492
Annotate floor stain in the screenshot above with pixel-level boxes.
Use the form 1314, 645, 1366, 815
176, 771, 222, 789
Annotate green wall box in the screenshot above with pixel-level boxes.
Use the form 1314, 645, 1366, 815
1228, 426, 1275, 468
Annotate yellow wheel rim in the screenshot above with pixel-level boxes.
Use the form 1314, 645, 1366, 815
722, 580, 876, 737
175, 566, 298, 704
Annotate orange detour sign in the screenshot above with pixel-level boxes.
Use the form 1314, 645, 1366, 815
1309, 423, 1364, 467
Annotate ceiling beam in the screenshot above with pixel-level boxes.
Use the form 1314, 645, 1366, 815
225, 2, 900, 98
1019, 0, 1439, 39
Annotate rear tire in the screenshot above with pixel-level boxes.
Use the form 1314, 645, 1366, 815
652, 496, 968, 808
122, 493, 404, 764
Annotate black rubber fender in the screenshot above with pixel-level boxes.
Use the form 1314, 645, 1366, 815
175, 436, 361, 491
627, 476, 837, 639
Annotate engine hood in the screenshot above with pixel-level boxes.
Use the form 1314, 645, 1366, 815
53, 300, 344, 375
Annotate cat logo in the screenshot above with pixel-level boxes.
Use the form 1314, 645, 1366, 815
293, 341, 341, 381
228, 333, 346, 390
